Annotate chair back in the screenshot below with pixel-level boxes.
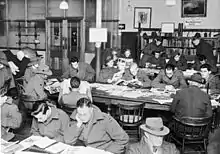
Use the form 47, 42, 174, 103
170, 116, 212, 140
0, 79, 11, 95
207, 73, 220, 94
118, 102, 145, 125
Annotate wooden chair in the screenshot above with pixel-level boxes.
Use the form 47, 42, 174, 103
117, 102, 145, 142
169, 116, 212, 154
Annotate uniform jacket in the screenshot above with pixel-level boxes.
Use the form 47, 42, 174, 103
170, 86, 213, 119
62, 62, 95, 82
147, 56, 166, 68
126, 137, 179, 154
31, 106, 70, 142
23, 67, 38, 86
190, 73, 220, 91
1, 99, 22, 129
195, 40, 216, 65
151, 70, 187, 89
24, 74, 47, 101
59, 90, 88, 108
168, 55, 188, 71
97, 67, 118, 83
64, 106, 129, 154
0, 67, 15, 92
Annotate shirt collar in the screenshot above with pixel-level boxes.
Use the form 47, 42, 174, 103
44, 107, 59, 125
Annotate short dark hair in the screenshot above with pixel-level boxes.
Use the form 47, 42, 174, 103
200, 63, 211, 71
31, 100, 49, 115
76, 98, 92, 108
165, 63, 175, 71
70, 57, 79, 63
198, 55, 207, 62
70, 76, 81, 88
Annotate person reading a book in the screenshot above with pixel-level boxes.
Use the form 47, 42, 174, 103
64, 98, 129, 154
31, 100, 69, 142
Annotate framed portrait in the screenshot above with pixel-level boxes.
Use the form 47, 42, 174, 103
133, 7, 152, 29
181, 0, 207, 17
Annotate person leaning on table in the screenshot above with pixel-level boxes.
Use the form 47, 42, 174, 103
151, 63, 187, 90
126, 117, 179, 154
30, 100, 70, 142
64, 97, 129, 154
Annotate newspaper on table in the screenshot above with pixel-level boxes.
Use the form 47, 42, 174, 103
61, 146, 113, 154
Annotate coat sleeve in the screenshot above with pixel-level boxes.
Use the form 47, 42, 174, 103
205, 99, 213, 118
85, 63, 95, 82
137, 71, 151, 88
151, 71, 166, 88
33, 80, 47, 100
105, 115, 129, 154
62, 66, 70, 79
30, 118, 41, 136
97, 70, 108, 83
54, 111, 70, 142
179, 57, 188, 71
64, 120, 83, 145
170, 91, 180, 113
177, 71, 187, 88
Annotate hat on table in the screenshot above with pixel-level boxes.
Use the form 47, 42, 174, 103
140, 117, 170, 136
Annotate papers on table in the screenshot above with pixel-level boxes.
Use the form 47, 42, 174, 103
45, 142, 72, 153
61, 146, 113, 154
183, 69, 198, 77
33, 137, 56, 149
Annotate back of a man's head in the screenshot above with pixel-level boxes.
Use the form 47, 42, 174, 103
70, 76, 81, 88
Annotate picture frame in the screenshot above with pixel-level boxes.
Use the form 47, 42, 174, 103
181, 0, 207, 17
133, 7, 152, 29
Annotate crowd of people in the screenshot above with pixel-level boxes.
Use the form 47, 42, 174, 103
1, 32, 220, 154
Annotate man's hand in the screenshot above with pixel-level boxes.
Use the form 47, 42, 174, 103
112, 71, 123, 82
107, 79, 112, 84
75, 114, 83, 128
8, 61, 19, 75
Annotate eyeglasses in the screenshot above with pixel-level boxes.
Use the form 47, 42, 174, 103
117, 58, 126, 63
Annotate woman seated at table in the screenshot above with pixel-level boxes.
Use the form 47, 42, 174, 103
121, 49, 134, 68
97, 56, 118, 83
151, 63, 187, 90
189, 64, 220, 93
167, 51, 188, 71
23, 64, 52, 109
144, 50, 166, 69
31, 100, 69, 142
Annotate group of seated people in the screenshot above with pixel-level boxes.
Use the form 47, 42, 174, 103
1, 42, 220, 153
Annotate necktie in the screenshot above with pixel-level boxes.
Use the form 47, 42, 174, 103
153, 146, 158, 153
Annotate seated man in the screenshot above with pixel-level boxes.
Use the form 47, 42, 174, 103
1, 88, 23, 141
107, 58, 133, 84
24, 64, 52, 109
0, 51, 15, 91
146, 50, 166, 69
97, 56, 118, 83
124, 62, 151, 88
151, 64, 187, 89
62, 57, 95, 82
170, 85, 212, 119
190, 63, 220, 93
168, 51, 188, 71
126, 117, 179, 154
31, 100, 69, 142
64, 98, 129, 154
121, 49, 134, 68
193, 54, 217, 73
58, 76, 91, 108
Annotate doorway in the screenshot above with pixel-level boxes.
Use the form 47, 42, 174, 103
46, 17, 82, 76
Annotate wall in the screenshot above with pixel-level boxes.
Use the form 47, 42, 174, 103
120, 0, 220, 31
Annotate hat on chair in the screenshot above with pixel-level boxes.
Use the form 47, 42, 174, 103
140, 117, 170, 136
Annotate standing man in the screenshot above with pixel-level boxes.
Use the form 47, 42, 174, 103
192, 33, 216, 66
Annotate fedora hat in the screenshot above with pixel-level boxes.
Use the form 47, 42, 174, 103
193, 33, 201, 40
28, 56, 42, 66
0, 51, 9, 66
35, 64, 52, 76
140, 117, 170, 136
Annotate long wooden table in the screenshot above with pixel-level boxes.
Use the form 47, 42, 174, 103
92, 88, 172, 114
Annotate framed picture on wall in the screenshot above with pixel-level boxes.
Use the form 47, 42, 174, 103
181, 0, 207, 17
133, 7, 152, 29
